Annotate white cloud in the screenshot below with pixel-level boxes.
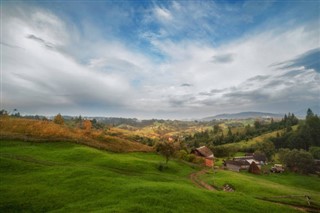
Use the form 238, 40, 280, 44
154, 7, 172, 22
2, 7, 135, 116
2, 2, 319, 119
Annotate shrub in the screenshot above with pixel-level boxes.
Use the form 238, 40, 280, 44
157, 162, 167, 171
186, 154, 196, 162
309, 146, 320, 159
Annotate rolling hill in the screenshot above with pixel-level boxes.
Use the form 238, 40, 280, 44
2, 140, 319, 212
0, 116, 152, 152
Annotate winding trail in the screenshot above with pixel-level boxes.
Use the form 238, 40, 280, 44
189, 169, 216, 191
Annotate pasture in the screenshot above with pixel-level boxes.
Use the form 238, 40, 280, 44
1, 140, 317, 212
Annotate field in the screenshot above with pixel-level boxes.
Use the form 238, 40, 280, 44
201, 170, 320, 210
1, 140, 319, 212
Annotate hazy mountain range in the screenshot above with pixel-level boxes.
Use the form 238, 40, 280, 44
201, 112, 283, 121
202, 105, 320, 121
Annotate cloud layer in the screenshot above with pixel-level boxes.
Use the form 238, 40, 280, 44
2, 1, 320, 119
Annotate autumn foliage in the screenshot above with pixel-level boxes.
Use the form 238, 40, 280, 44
0, 116, 152, 152
82, 120, 92, 133
53, 113, 64, 125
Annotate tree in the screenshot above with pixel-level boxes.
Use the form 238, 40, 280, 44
254, 140, 275, 161
0, 109, 8, 116
305, 113, 320, 147
213, 145, 237, 158
306, 108, 314, 120
227, 127, 232, 137
53, 113, 64, 125
282, 149, 314, 174
156, 141, 176, 164
213, 124, 221, 134
254, 120, 262, 129
278, 148, 291, 164
12, 109, 20, 117
83, 120, 92, 133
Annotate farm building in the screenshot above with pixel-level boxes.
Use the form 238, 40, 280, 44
191, 146, 214, 167
248, 161, 261, 174
224, 160, 250, 172
233, 153, 266, 167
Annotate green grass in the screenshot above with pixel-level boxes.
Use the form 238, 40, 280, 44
0, 140, 311, 212
201, 169, 320, 209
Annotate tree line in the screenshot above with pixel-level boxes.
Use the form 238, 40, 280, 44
270, 109, 320, 150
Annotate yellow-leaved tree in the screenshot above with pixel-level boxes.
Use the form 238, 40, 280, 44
83, 120, 92, 133
53, 113, 64, 125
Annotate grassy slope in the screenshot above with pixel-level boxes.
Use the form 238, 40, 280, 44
216, 125, 298, 151
0, 141, 303, 213
201, 170, 320, 209
0, 117, 152, 152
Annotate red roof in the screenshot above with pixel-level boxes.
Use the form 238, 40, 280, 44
194, 146, 214, 159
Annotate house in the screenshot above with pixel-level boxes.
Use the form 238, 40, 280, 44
248, 161, 261, 174
253, 153, 267, 163
233, 156, 254, 161
233, 153, 266, 167
191, 146, 214, 167
225, 160, 250, 172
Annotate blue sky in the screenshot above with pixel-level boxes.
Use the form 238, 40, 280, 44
1, 0, 320, 119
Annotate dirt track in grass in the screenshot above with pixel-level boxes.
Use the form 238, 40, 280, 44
189, 169, 216, 191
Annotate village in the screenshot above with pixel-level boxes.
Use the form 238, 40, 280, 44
192, 146, 272, 174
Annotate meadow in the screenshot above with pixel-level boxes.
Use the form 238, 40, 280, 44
1, 140, 317, 212
201, 169, 320, 210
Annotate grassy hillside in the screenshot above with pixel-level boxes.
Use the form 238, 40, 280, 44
1, 140, 315, 212
0, 116, 152, 152
201, 170, 320, 210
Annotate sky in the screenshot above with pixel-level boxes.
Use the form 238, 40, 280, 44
1, 0, 320, 119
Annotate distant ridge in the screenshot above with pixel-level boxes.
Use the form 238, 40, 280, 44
202, 111, 283, 121
293, 105, 320, 118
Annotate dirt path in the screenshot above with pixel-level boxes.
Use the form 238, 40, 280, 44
256, 198, 320, 213
189, 169, 216, 191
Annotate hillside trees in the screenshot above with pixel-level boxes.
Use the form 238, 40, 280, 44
278, 149, 315, 174
270, 109, 320, 150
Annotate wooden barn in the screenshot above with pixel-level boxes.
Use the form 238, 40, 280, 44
191, 146, 214, 167
248, 161, 261, 174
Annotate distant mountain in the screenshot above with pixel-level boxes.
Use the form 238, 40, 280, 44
202, 111, 283, 121
293, 105, 320, 118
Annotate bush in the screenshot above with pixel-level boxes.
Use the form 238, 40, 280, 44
193, 156, 204, 164
186, 154, 196, 163
309, 146, 320, 159
175, 150, 188, 160
157, 162, 167, 171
